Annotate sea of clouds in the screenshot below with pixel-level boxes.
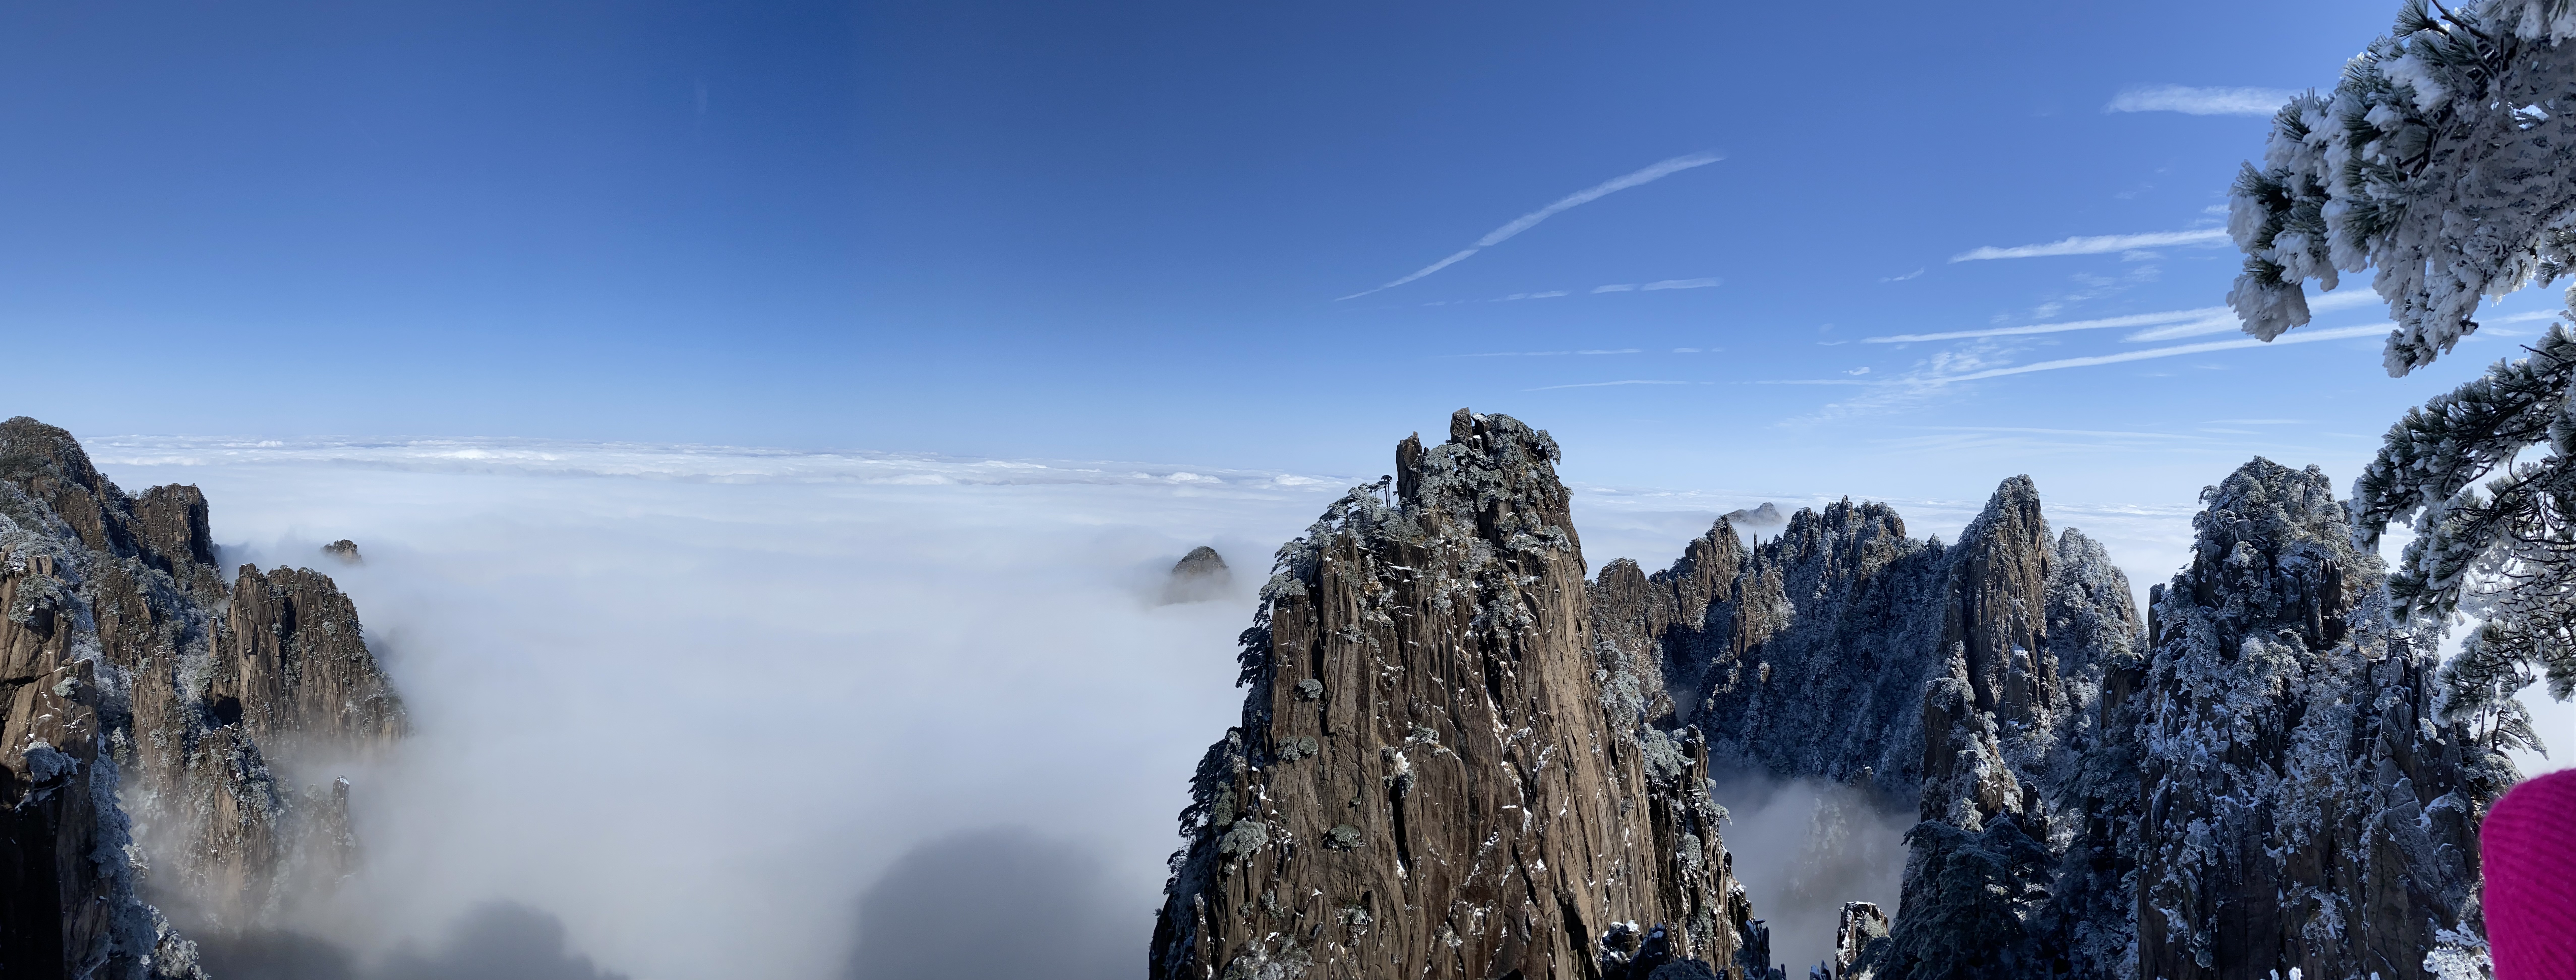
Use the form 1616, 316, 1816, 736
78, 433, 2565, 979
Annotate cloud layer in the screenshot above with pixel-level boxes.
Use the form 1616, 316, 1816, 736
93, 438, 1349, 980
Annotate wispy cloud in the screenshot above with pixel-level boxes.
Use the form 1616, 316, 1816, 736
1337, 152, 1724, 300
1775, 344, 2011, 423
2489, 310, 2564, 325
1882, 269, 1925, 282
1425, 278, 1723, 304
1456, 348, 1641, 358
1928, 324, 2384, 383
1950, 228, 2229, 262
1859, 290, 2384, 346
2123, 289, 2380, 340
1865, 288, 2380, 345
1865, 307, 2229, 344
1909, 425, 2201, 440
1526, 379, 1696, 390
2105, 85, 2296, 116
1784, 322, 2385, 425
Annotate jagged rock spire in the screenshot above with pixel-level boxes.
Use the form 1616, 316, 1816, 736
1152, 409, 1752, 980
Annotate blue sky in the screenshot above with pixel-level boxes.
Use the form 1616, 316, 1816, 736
2, 0, 2532, 510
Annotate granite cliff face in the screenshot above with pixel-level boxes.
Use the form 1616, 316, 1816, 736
1153, 410, 1757, 980
1173, 415, 2509, 980
0, 418, 405, 978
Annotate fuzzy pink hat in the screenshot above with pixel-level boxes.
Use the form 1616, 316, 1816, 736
2487, 767, 2576, 979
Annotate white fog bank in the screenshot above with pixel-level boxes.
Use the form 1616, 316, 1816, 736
92, 437, 1345, 980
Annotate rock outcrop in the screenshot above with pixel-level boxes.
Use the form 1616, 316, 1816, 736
1152, 410, 1756, 980
0, 417, 406, 978
1587, 476, 2142, 977
1589, 478, 2137, 815
2118, 460, 2500, 980
1852, 461, 2506, 980
1163, 546, 1234, 604
1581, 453, 2509, 979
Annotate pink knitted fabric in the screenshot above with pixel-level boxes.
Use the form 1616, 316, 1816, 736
2487, 768, 2576, 980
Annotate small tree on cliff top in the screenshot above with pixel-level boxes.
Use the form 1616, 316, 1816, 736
2228, 0, 2576, 749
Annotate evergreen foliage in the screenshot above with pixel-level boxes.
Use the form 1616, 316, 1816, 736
2235, 0, 2576, 735
2230, 0, 2576, 375
2236, 0, 2576, 373
2351, 325, 2576, 751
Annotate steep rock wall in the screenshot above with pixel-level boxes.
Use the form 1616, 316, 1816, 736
0, 417, 406, 976
1153, 410, 1755, 980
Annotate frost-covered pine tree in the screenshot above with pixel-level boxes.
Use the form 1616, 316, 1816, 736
2231, 0, 2576, 745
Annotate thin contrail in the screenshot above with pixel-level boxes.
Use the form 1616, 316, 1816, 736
1948, 228, 2228, 262
1337, 152, 1723, 301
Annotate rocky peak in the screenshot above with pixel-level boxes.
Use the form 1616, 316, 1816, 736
1174, 545, 1227, 577
1580, 472, 2141, 977
1860, 459, 2499, 980
0, 417, 134, 560
1617, 492, 1951, 798
1939, 475, 2053, 720
1153, 409, 1752, 980
2162, 456, 2355, 650
220, 564, 406, 754
1588, 521, 1744, 726
2123, 457, 2499, 980
132, 485, 224, 596
1162, 546, 1233, 604
0, 419, 410, 977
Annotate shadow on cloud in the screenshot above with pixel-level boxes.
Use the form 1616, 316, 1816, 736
198, 903, 625, 980
843, 827, 1134, 980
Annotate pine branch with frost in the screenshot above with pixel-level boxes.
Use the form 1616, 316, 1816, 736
2227, 0, 2576, 375
2352, 321, 2576, 732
